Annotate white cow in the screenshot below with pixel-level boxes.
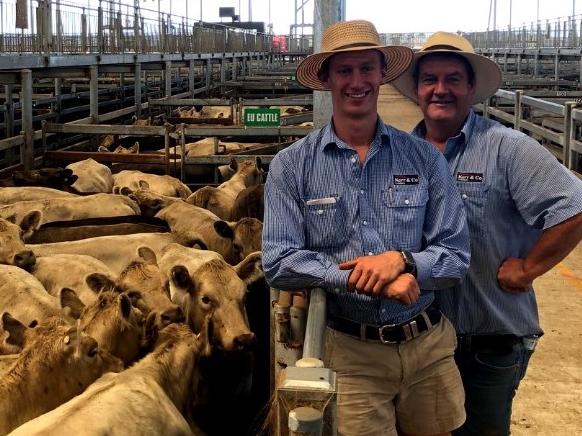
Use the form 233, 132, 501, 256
113, 171, 192, 199
0, 187, 77, 205
66, 158, 114, 193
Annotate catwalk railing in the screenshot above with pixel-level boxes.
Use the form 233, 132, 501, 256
0, 0, 311, 54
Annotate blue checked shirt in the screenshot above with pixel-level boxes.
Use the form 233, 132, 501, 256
413, 110, 582, 336
263, 119, 470, 325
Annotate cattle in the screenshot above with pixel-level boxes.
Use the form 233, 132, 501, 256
0, 187, 77, 205
0, 316, 123, 434
0, 168, 78, 190
186, 158, 263, 220
31, 254, 116, 306
28, 232, 179, 274
231, 184, 264, 221
0, 265, 72, 331
154, 201, 263, 264
66, 158, 114, 193
0, 194, 140, 228
8, 322, 209, 436
125, 187, 183, 217
160, 243, 263, 352
0, 212, 41, 269
175, 105, 232, 120
269, 105, 309, 115
113, 170, 192, 199
62, 291, 146, 366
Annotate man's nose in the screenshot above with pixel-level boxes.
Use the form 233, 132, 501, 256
349, 70, 365, 87
434, 80, 448, 95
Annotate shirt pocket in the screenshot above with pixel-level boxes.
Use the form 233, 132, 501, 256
304, 198, 348, 249
457, 183, 490, 239
382, 186, 429, 250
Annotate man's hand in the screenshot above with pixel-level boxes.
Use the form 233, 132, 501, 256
338, 251, 405, 297
380, 273, 420, 305
497, 257, 532, 293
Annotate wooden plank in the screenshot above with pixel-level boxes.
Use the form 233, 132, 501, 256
519, 120, 563, 144
45, 151, 168, 164
150, 98, 231, 107
486, 107, 515, 123
43, 123, 167, 136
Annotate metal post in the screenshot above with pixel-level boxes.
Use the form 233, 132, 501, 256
189, 59, 196, 97
517, 53, 522, 75
205, 59, 212, 90
20, 70, 34, 171
98, 2, 104, 53
54, 78, 62, 123
313, 0, 345, 128
302, 288, 326, 360
554, 53, 560, 83
514, 90, 522, 131
220, 58, 226, 94
90, 65, 99, 123
165, 61, 172, 98
534, 52, 540, 77
5, 85, 14, 138
231, 57, 237, 81
134, 63, 142, 116
564, 102, 574, 169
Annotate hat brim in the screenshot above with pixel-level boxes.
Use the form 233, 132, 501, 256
296, 46, 414, 91
392, 50, 502, 105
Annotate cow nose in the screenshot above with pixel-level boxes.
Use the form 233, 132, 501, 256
160, 306, 185, 326
233, 332, 256, 351
14, 250, 36, 270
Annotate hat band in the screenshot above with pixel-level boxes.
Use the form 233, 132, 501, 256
332, 42, 381, 51
424, 44, 463, 52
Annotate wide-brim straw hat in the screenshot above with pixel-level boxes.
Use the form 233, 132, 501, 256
392, 31, 502, 105
296, 20, 414, 91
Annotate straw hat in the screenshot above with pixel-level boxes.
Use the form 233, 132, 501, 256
296, 20, 414, 91
392, 31, 502, 105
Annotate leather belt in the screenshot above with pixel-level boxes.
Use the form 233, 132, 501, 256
456, 334, 521, 354
328, 308, 442, 344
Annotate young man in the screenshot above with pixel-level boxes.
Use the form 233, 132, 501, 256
394, 32, 582, 436
263, 21, 471, 436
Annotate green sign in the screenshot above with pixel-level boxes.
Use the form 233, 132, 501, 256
244, 108, 280, 127
287, 75, 296, 81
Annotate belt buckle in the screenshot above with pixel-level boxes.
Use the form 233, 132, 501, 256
378, 323, 399, 344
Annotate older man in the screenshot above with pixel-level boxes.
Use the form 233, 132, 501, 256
394, 32, 582, 436
263, 21, 471, 436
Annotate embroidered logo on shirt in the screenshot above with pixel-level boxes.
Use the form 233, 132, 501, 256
393, 175, 419, 185
456, 172, 484, 182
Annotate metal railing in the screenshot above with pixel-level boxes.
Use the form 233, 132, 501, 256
380, 13, 582, 50
0, 0, 310, 54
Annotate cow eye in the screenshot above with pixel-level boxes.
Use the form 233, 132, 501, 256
201, 295, 212, 305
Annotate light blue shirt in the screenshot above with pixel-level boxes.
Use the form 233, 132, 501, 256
263, 119, 470, 325
413, 110, 582, 336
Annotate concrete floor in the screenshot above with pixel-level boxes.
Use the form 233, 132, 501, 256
379, 84, 582, 435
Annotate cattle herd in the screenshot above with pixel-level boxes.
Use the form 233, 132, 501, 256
0, 151, 268, 435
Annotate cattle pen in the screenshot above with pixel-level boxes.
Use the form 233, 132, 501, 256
1, 0, 582, 435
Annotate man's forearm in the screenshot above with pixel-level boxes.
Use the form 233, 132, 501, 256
524, 212, 582, 281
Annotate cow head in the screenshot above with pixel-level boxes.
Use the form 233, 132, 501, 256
213, 218, 263, 264
186, 187, 233, 220
12, 168, 78, 189
231, 158, 264, 187
126, 188, 178, 217
0, 211, 42, 270
169, 255, 262, 352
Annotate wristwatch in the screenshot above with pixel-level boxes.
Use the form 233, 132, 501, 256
400, 250, 417, 277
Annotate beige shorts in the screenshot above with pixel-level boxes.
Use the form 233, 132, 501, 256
324, 315, 465, 436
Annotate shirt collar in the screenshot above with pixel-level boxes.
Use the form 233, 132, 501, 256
412, 110, 476, 157
322, 117, 390, 151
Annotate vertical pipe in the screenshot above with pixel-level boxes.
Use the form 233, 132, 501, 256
134, 63, 142, 116
54, 77, 62, 123
89, 65, 99, 123
564, 102, 574, 169
5, 84, 14, 138
231, 56, 237, 81
165, 61, 172, 98
20, 69, 33, 171
220, 58, 226, 94
514, 90, 522, 131
189, 59, 196, 97
205, 59, 212, 90
302, 288, 326, 360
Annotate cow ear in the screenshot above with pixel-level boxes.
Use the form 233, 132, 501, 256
86, 273, 117, 294
170, 265, 194, 291
229, 157, 238, 172
1, 312, 27, 347
120, 186, 133, 196
213, 220, 234, 239
143, 311, 159, 350
119, 293, 132, 319
137, 246, 157, 265
138, 180, 150, 190
19, 210, 42, 238
255, 156, 262, 169
234, 251, 264, 287
59, 288, 85, 319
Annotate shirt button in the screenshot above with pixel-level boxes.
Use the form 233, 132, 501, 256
334, 288, 340, 293
317, 209, 324, 215
462, 194, 468, 199
362, 220, 368, 226
350, 157, 357, 163
404, 199, 410, 205
367, 252, 374, 256
381, 308, 386, 314
360, 189, 365, 194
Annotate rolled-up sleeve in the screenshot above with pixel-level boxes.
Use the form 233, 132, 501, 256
412, 152, 471, 289
262, 153, 350, 292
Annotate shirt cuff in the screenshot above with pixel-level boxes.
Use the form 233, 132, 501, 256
324, 267, 351, 294
410, 252, 431, 286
